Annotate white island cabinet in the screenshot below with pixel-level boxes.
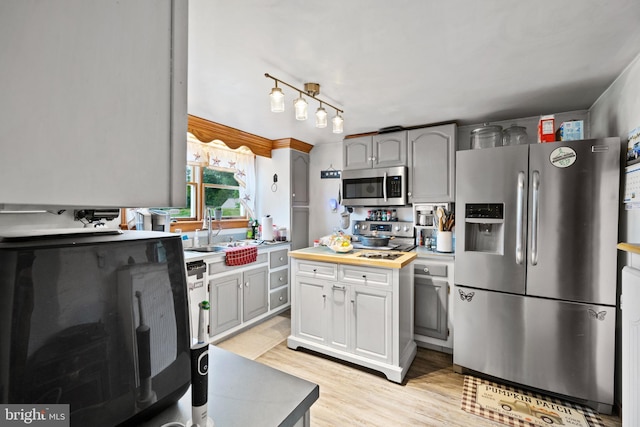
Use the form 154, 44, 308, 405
288, 247, 417, 383
0, 0, 187, 208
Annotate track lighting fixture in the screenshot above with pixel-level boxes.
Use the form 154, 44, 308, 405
265, 73, 344, 133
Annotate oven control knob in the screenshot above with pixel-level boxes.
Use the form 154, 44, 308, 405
354, 224, 359, 230
394, 225, 400, 232
403, 225, 410, 232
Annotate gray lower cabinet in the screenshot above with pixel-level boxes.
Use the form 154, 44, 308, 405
209, 265, 268, 335
407, 123, 457, 203
413, 256, 454, 350
209, 272, 242, 335
243, 266, 269, 322
414, 275, 448, 340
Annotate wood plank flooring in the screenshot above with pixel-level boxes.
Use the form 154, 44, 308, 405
217, 312, 622, 427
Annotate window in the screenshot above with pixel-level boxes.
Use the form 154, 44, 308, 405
203, 167, 245, 219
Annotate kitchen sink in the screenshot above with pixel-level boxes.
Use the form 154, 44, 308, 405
190, 241, 259, 252
189, 246, 226, 253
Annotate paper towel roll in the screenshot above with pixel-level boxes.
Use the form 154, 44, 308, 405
261, 216, 274, 241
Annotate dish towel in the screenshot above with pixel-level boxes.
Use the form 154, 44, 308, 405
225, 246, 258, 266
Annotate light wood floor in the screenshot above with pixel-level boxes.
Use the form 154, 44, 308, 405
217, 312, 622, 427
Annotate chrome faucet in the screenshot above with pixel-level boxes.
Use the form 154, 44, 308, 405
202, 207, 221, 245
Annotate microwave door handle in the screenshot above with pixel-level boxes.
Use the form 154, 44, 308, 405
515, 171, 525, 265
383, 172, 388, 201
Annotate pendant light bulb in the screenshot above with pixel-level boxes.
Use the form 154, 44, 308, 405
269, 86, 285, 112
315, 105, 328, 128
332, 112, 344, 134
294, 94, 308, 121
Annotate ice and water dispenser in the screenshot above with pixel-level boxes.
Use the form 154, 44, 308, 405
463, 203, 504, 254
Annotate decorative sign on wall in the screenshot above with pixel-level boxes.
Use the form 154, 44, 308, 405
320, 165, 341, 179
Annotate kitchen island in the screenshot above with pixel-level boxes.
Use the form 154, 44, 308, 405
288, 246, 417, 383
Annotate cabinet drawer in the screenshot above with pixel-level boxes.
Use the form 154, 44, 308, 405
297, 261, 337, 280
339, 265, 391, 287
270, 287, 289, 310
414, 263, 447, 277
208, 253, 268, 275
270, 268, 289, 289
270, 248, 289, 269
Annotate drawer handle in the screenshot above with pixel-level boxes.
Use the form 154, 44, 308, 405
279, 277, 284, 281
245, 282, 249, 288
332, 284, 345, 290
279, 257, 284, 261
279, 296, 283, 301
362, 275, 367, 279
423, 267, 430, 273
313, 269, 317, 273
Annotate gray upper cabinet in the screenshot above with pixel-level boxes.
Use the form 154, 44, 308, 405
0, 0, 187, 208
374, 132, 407, 168
291, 150, 310, 206
343, 131, 407, 170
343, 136, 373, 170
407, 124, 457, 203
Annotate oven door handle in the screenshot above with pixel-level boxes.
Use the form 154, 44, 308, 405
383, 172, 388, 201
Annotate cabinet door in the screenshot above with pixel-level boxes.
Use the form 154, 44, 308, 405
243, 266, 269, 322
291, 207, 309, 250
291, 151, 310, 206
373, 131, 407, 168
414, 276, 448, 340
343, 136, 373, 170
328, 283, 350, 351
351, 285, 392, 363
294, 277, 328, 345
209, 273, 242, 335
407, 124, 457, 203
0, 0, 187, 207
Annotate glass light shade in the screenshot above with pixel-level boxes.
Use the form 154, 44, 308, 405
294, 96, 308, 120
315, 107, 328, 128
332, 113, 344, 134
269, 87, 285, 112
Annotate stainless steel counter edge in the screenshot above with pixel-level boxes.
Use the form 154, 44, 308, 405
139, 345, 319, 427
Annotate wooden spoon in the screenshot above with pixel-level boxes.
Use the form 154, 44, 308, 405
436, 207, 445, 231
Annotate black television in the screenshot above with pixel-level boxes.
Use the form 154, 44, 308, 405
0, 229, 191, 426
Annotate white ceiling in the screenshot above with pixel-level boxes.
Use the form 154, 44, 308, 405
187, 0, 640, 146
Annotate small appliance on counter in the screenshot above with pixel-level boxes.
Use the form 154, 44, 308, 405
352, 220, 415, 251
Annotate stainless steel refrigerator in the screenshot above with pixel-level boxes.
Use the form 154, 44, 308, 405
453, 137, 620, 413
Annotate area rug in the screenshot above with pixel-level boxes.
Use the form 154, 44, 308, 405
461, 376, 605, 427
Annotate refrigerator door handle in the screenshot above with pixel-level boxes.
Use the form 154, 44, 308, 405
531, 170, 540, 266
516, 171, 525, 265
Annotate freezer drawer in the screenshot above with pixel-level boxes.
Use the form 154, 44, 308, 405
453, 286, 614, 408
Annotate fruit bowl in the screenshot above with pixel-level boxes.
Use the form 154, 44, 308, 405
329, 244, 353, 253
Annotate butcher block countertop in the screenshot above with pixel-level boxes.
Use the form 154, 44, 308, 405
618, 242, 640, 254
289, 246, 417, 269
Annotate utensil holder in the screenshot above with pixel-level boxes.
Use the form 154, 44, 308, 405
436, 231, 453, 253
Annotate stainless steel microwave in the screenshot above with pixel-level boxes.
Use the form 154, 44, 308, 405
341, 166, 407, 206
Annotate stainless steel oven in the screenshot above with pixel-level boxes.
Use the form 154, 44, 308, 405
341, 166, 407, 207
352, 220, 416, 251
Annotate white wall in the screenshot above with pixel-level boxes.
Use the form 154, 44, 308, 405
590, 53, 640, 246
256, 149, 291, 232
308, 142, 345, 241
